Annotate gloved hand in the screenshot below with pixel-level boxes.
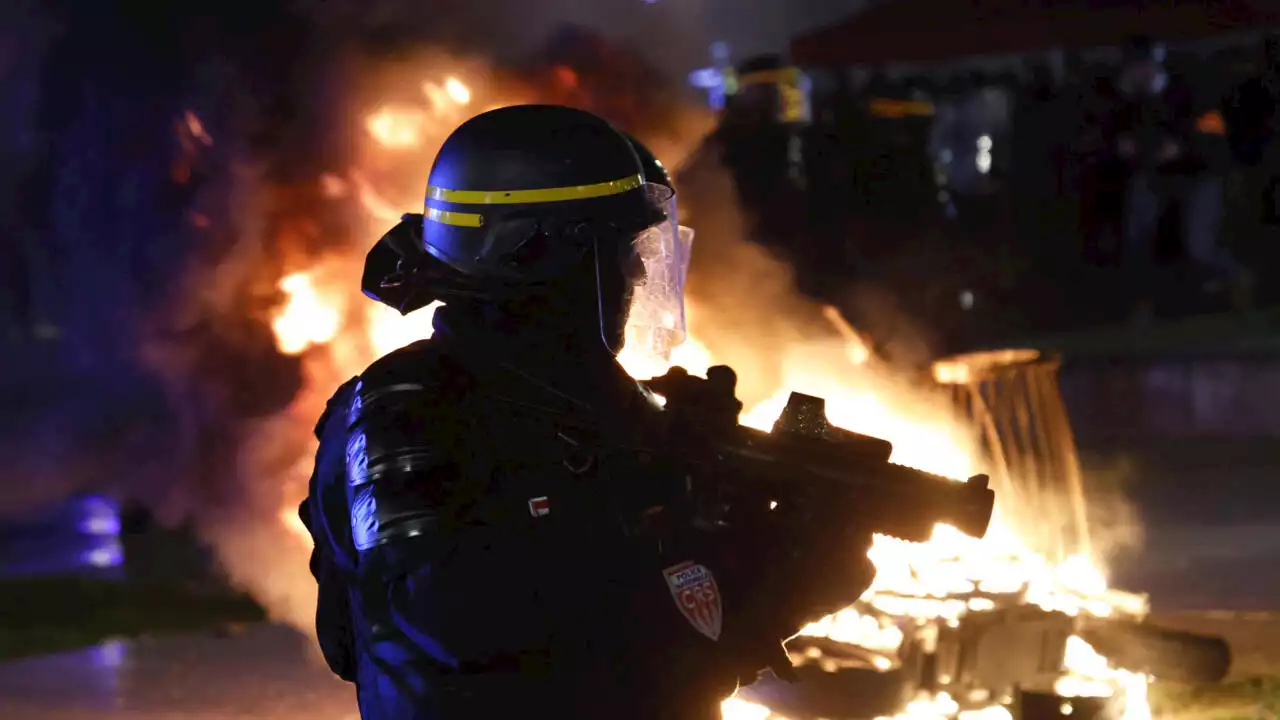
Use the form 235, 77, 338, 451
740, 520, 878, 641
699, 514, 877, 685
642, 364, 743, 437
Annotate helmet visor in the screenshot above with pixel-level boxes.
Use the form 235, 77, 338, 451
619, 184, 694, 363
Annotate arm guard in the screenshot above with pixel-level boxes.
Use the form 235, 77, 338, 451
304, 377, 361, 683
345, 343, 473, 552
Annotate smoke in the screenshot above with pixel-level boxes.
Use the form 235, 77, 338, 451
1080, 455, 1145, 569
677, 154, 833, 405
483, 0, 711, 78
675, 138, 948, 403
2, 0, 978, 643
674, 141, 981, 473
0, 0, 709, 510
295, 0, 709, 79
677, 147, 1145, 579
840, 284, 940, 370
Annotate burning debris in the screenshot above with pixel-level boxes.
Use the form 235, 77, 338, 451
711, 352, 1230, 720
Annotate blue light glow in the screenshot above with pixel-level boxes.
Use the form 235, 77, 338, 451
79, 515, 122, 536
76, 494, 122, 537
89, 638, 129, 669
688, 42, 732, 110
81, 539, 125, 569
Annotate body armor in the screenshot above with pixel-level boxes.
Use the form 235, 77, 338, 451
306, 315, 757, 720
344, 348, 472, 553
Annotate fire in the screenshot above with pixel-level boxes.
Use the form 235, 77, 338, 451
183, 110, 212, 146
365, 105, 427, 149
367, 301, 442, 358
1059, 637, 1151, 720
439, 76, 473, 106
265, 71, 1151, 720
271, 273, 341, 354
720, 697, 778, 720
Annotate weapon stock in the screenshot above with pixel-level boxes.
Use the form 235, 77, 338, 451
645, 366, 995, 544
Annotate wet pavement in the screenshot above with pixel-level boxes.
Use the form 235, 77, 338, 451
1, 614, 1275, 719
0, 624, 356, 720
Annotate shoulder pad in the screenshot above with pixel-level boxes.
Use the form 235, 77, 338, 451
347, 339, 476, 423
359, 339, 453, 386
311, 337, 461, 439
342, 340, 477, 552
359, 340, 472, 396
315, 376, 361, 439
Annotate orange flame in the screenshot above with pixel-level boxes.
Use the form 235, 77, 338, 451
272, 273, 342, 355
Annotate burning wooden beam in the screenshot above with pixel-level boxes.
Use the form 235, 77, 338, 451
771, 601, 1232, 720
1078, 617, 1232, 684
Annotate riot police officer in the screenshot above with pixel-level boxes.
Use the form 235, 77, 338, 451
299, 104, 877, 720
1095, 36, 1243, 315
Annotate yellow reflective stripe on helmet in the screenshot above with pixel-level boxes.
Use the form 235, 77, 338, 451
426, 173, 643, 205
426, 207, 484, 227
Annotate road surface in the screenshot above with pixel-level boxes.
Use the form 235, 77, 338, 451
1, 613, 1276, 720
0, 624, 355, 720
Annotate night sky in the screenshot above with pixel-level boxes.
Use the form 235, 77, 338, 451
698, 0, 867, 61
474, 0, 868, 76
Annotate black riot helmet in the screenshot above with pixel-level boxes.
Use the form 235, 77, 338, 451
406, 104, 688, 356
625, 131, 672, 190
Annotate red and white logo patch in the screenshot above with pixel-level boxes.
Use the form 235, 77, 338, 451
527, 496, 551, 517
662, 561, 723, 641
